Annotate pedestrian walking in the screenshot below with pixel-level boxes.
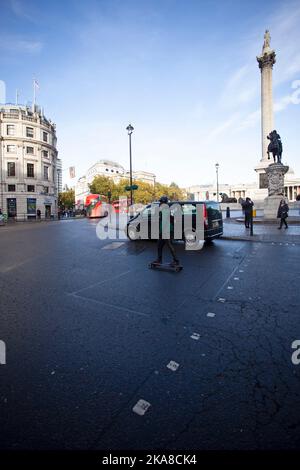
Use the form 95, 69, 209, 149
37, 209, 41, 220
152, 196, 180, 266
242, 197, 253, 229
277, 198, 289, 229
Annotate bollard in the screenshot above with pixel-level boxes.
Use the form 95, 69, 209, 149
226, 206, 230, 218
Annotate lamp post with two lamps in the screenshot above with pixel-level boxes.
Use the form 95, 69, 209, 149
215, 163, 220, 202
126, 123, 134, 207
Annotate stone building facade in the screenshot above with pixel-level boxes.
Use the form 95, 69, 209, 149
0, 104, 59, 220
75, 160, 156, 207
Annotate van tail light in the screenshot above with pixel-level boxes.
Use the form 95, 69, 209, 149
203, 205, 208, 228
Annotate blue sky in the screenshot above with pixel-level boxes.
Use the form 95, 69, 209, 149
1, 0, 300, 188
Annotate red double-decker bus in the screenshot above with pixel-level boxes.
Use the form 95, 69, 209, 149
112, 198, 128, 214
85, 194, 108, 218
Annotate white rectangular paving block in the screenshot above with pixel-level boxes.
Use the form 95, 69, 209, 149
191, 333, 200, 340
133, 399, 151, 416
207, 312, 216, 317
167, 361, 180, 371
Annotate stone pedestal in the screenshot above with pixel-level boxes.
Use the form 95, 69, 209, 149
264, 163, 289, 219
264, 195, 283, 219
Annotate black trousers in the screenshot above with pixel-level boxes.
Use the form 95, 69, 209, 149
245, 213, 251, 228
279, 217, 288, 228
157, 239, 178, 262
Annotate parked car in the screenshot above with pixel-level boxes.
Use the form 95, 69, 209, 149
125, 200, 223, 242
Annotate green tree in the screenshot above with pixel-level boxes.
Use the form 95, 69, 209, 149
58, 189, 75, 210
88, 175, 118, 200
88, 174, 185, 205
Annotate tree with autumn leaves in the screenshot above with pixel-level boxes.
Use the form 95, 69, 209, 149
58, 188, 75, 210
88, 175, 185, 204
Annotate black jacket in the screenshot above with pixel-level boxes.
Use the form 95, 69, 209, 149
277, 202, 289, 219
243, 200, 253, 215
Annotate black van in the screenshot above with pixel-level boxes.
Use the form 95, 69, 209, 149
126, 200, 223, 242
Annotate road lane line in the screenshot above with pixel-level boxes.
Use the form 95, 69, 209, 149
69, 292, 150, 317
69, 269, 133, 295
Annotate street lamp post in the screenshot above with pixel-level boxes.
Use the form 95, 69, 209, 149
215, 163, 220, 202
126, 123, 134, 207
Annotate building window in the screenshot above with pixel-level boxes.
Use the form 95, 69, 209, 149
43, 132, 48, 142
27, 163, 34, 178
42, 150, 49, 158
105, 168, 109, 171
8, 184, 16, 192
26, 127, 34, 138
7, 125, 15, 136
43, 186, 49, 194
7, 145, 16, 153
27, 185, 35, 192
44, 166, 48, 180
26, 146, 34, 154
7, 162, 16, 177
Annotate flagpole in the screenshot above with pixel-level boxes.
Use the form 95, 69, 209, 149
33, 79, 36, 108
15, 89, 19, 105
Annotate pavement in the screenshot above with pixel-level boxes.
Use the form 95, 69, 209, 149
0, 218, 300, 450
223, 218, 300, 243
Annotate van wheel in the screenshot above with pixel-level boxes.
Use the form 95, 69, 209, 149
128, 226, 139, 241
184, 229, 196, 246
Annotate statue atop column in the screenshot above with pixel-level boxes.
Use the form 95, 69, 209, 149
262, 30, 271, 52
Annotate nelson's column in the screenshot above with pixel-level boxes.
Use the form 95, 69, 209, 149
255, 30, 276, 186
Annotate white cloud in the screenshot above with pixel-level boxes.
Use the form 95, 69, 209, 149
9, 0, 35, 22
220, 64, 258, 109
237, 109, 260, 131
205, 113, 240, 140
0, 36, 43, 54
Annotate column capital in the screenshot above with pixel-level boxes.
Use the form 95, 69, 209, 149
257, 51, 276, 70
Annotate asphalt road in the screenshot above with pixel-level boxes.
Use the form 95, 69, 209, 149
0, 218, 300, 450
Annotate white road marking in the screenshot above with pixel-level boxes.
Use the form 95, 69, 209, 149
70, 269, 132, 295
239, 270, 244, 273
167, 361, 180, 371
102, 242, 125, 250
70, 292, 150, 317
227, 286, 233, 290
218, 298, 226, 303
207, 312, 216, 317
234, 277, 239, 281
191, 333, 200, 340
133, 399, 151, 416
